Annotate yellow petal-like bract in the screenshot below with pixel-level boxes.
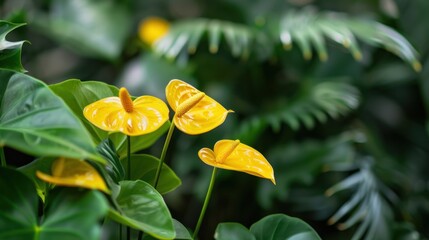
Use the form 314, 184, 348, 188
138, 17, 170, 45
83, 87, 169, 136
198, 140, 276, 184
36, 158, 110, 193
166, 79, 233, 135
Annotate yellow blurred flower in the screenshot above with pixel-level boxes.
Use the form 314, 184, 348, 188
165, 79, 233, 135
36, 158, 110, 193
198, 139, 276, 184
83, 87, 169, 136
138, 17, 170, 45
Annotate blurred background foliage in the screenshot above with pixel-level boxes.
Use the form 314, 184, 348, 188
1, 0, 429, 239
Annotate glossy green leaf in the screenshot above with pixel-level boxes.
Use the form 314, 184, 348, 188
142, 219, 192, 240
50, 79, 169, 157
215, 223, 256, 240
0, 167, 108, 240
108, 180, 175, 239
0, 20, 26, 72
122, 154, 181, 194
33, 0, 131, 60
0, 70, 103, 162
250, 214, 322, 240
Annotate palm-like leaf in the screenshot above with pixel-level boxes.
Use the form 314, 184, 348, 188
325, 160, 395, 240
154, 18, 271, 60
276, 8, 420, 70
235, 81, 360, 143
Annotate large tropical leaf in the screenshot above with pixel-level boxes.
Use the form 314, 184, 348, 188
0, 167, 108, 240
50, 79, 169, 158
275, 8, 420, 70
0, 70, 103, 162
214, 214, 321, 240
0, 20, 26, 72
154, 18, 272, 60
32, 0, 131, 60
108, 180, 175, 239
235, 80, 360, 143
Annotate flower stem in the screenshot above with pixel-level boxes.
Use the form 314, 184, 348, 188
153, 122, 175, 189
127, 135, 131, 179
126, 135, 131, 240
0, 147, 6, 167
193, 167, 218, 239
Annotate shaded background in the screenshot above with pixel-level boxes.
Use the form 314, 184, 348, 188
2, 0, 429, 239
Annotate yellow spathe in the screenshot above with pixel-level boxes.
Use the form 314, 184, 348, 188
83, 87, 169, 136
166, 79, 233, 135
198, 139, 276, 184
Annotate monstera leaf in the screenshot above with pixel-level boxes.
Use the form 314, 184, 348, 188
0, 20, 26, 72
0, 167, 108, 240
0, 70, 102, 162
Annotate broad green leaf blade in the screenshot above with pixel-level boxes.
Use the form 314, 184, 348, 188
97, 138, 125, 183
0, 167, 108, 240
250, 214, 321, 240
108, 180, 175, 239
142, 220, 192, 240
0, 167, 38, 240
51, 79, 169, 157
33, 0, 131, 60
215, 223, 256, 240
40, 188, 109, 240
122, 154, 181, 194
0, 20, 26, 72
0, 71, 103, 162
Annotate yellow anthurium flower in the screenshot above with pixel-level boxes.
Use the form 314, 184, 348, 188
165, 79, 233, 135
36, 158, 110, 193
138, 17, 170, 45
83, 87, 169, 136
198, 139, 276, 184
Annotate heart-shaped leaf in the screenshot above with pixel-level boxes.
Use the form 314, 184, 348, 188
0, 20, 26, 72
0, 167, 108, 240
215, 223, 256, 240
142, 219, 193, 240
108, 180, 175, 239
0, 70, 102, 162
50, 79, 169, 157
122, 154, 181, 194
250, 214, 321, 240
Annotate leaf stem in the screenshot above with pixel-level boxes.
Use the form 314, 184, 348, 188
0, 147, 6, 167
193, 167, 218, 239
153, 122, 175, 188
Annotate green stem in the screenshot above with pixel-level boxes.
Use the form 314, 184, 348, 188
193, 167, 218, 239
0, 147, 5, 167
127, 135, 131, 240
127, 135, 131, 179
153, 122, 175, 188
